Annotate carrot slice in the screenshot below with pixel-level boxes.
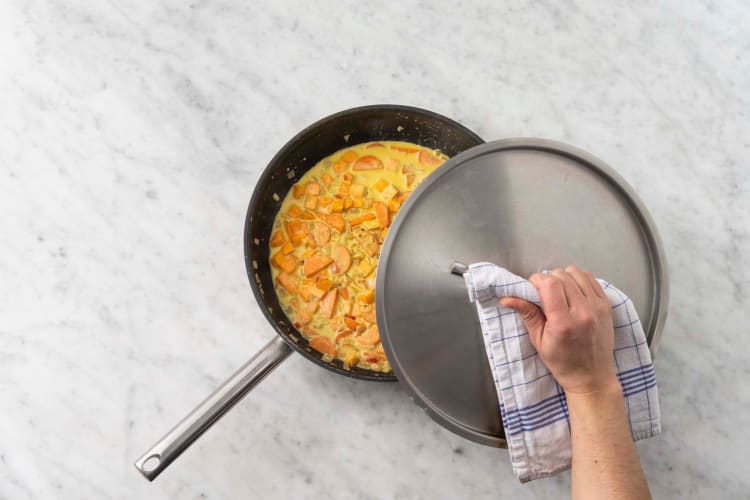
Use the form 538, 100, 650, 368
366, 143, 385, 148
318, 213, 345, 232
350, 213, 376, 227
276, 272, 298, 294
288, 204, 303, 218
305, 301, 319, 314
303, 254, 333, 277
292, 184, 305, 199
310, 336, 336, 356
356, 325, 380, 346
269, 230, 286, 247
418, 149, 442, 166
353, 155, 384, 171
332, 244, 351, 274
374, 201, 389, 228
312, 220, 331, 247
319, 289, 338, 318
340, 150, 358, 163
306, 182, 321, 196
391, 145, 419, 154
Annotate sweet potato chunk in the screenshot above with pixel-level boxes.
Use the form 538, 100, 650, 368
276, 272, 298, 294
418, 149, 442, 166
318, 213, 345, 232
374, 201, 389, 228
303, 254, 333, 277
319, 289, 338, 319
312, 221, 331, 247
269, 230, 286, 247
310, 336, 336, 356
356, 325, 380, 346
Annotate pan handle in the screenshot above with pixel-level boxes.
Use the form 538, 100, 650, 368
134, 336, 292, 481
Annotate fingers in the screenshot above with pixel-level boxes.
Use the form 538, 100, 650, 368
551, 268, 585, 304
500, 297, 546, 349
565, 265, 596, 297
530, 272, 568, 316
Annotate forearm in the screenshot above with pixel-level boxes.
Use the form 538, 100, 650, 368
566, 381, 651, 500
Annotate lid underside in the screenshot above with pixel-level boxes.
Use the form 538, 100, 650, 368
377, 139, 668, 446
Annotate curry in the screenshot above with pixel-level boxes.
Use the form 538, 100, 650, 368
269, 141, 447, 372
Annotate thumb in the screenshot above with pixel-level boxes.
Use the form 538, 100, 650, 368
499, 297, 545, 349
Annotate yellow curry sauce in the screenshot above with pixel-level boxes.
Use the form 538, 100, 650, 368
269, 141, 448, 372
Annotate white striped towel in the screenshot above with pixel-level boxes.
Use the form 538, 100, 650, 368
463, 263, 660, 482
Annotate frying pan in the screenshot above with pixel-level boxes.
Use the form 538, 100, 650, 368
135, 105, 485, 480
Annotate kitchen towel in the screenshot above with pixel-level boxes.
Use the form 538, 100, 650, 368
463, 263, 660, 482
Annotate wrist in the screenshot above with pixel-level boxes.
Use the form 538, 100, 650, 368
564, 377, 623, 406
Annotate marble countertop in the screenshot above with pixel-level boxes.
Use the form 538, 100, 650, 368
2, 0, 748, 498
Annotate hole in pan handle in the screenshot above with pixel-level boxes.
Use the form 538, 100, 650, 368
134, 336, 292, 481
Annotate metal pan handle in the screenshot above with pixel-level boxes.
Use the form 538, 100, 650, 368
134, 336, 292, 481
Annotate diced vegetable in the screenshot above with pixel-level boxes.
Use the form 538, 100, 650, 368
350, 213, 376, 227
303, 254, 334, 277
343, 315, 358, 329
316, 278, 333, 292
339, 287, 350, 300
305, 301, 319, 314
276, 272, 298, 294
321, 174, 333, 188
305, 195, 318, 210
306, 182, 321, 196
374, 201, 389, 228
331, 199, 344, 212
272, 252, 298, 273
353, 226, 379, 256
281, 242, 294, 255
373, 179, 389, 192
356, 325, 380, 345
333, 161, 348, 173
350, 184, 366, 197
297, 309, 313, 325
381, 184, 399, 202
332, 244, 352, 273
318, 213, 345, 232
418, 149, 442, 166
385, 158, 399, 171
352, 197, 364, 208
319, 289, 337, 318
343, 198, 353, 210
301, 211, 315, 220
288, 204, 303, 218
319, 196, 333, 207
352, 155, 384, 171
269, 230, 286, 247
310, 336, 336, 356
358, 290, 375, 304
292, 184, 305, 199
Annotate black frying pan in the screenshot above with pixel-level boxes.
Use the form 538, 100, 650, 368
135, 105, 484, 480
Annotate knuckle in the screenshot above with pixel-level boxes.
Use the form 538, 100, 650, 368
565, 264, 580, 273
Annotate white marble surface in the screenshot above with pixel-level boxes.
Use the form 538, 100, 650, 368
1, 0, 748, 498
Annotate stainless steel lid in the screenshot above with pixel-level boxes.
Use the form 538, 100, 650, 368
376, 138, 669, 447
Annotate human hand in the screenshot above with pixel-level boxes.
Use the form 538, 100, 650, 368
500, 266, 618, 395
